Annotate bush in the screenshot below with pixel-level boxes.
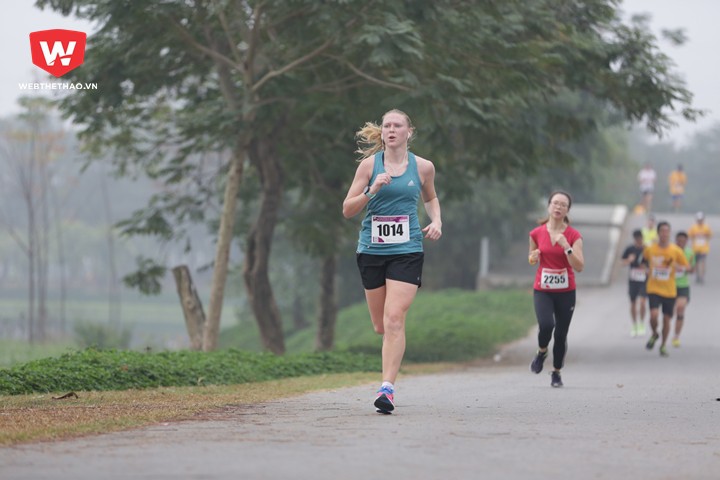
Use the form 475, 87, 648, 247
0, 348, 380, 395
74, 321, 132, 349
285, 288, 535, 362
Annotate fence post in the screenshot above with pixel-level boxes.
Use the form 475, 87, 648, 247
476, 236, 489, 290
172, 265, 206, 350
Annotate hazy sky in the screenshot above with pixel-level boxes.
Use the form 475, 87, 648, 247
2, 1, 718, 145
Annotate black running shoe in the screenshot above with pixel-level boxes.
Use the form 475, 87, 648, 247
646, 333, 659, 350
551, 371, 563, 388
530, 350, 548, 374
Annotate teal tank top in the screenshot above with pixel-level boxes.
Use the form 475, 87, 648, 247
357, 151, 423, 255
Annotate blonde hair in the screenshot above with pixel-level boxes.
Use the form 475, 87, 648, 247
355, 109, 414, 159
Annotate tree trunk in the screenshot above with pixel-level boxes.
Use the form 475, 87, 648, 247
316, 253, 338, 351
202, 150, 245, 351
25, 158, 36, 344
37, 159, 50, 342
51, 187, 67, 335
243, 139, 285, 355
100, 172, 121, 328
292, 294, 308, 331
27, 232, 35, 344
172, 265, 206, 350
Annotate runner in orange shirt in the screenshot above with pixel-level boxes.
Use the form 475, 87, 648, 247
643, 221, 690, 357
668, 164, 687, 212
688, 211, 712, 284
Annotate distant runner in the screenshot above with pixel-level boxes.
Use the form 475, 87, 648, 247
643, 221, 690, 357
641, 214, 659, 247
621, 229, 648, 338
672, 231, 695, 348
637, 162, 656, 213
688, 211, 712, 285
668, 164, 687, 212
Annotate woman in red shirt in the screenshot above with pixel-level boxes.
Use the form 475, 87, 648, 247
527, 191, 585, 387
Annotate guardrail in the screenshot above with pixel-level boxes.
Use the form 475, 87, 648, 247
479, 204, 629, 289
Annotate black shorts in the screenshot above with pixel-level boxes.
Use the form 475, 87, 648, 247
356, 252, 424, 290
648, 294, 676, 316
676, 286, 690, 302
695, 253, 707, 261
628, 281, 647, 302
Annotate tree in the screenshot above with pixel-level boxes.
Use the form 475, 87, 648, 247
38, 0, 698, 353
0, 98, 64, 342
272, 1, 701, 346
38, 0, 422, 353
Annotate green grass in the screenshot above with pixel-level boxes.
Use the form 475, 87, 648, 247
222, 288, 536, 362
0, 294, 241, 351
0, 348, 381, 395
1, 288, 536, 394
0, 340, 78, 367
0, 297, 202, 328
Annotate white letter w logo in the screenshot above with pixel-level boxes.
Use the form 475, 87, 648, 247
30, 29, 87, 77
40, 41, 76, 67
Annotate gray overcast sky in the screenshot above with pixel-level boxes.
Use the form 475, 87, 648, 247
2, 1, 718, 145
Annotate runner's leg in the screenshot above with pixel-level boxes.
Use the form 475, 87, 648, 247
551, 291, 576, 371
380, 279, 418, 384
364, 287, 387, 334
674, 296, 687, 342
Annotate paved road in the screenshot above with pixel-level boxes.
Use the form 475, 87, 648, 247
2, 212, 719, 480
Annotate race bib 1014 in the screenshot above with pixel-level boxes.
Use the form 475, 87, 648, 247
371, 215, 410, 244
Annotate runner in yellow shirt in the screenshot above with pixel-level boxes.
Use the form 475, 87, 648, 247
641, 214, 658, 247
643, 221, 690, 357
668, 165, 687, 212
688, 211, 712, 284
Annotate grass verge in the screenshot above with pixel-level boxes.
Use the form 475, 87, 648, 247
0, 287, 535, 445
0, 363, 455, 446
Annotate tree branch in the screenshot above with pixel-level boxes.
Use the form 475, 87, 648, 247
211, 0, 244, 66
325, 55, 413, 91
165, 15, 241, 75
252, 36, 336, 93
246, 2, 265, 83
0, 215, 30, 255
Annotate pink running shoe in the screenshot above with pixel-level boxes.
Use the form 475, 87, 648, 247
374, 386, 395, 413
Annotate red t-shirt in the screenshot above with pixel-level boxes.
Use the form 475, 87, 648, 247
530, 224, 582, 292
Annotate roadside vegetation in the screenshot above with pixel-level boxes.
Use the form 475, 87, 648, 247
0, 288, 533, 444
222, 288, 535, 360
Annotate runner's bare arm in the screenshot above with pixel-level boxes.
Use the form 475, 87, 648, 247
418, 158, 442, 240
568, 238, 585, 272
528, 237, 540, 265
342, 158, 374, 219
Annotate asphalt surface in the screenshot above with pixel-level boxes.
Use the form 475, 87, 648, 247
2, 211, 719, 480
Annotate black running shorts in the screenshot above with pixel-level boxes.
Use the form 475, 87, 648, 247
676, 286, 690, 302
356, 252, 424, 290
628, 280, 647, 302
648, 293, 676, 316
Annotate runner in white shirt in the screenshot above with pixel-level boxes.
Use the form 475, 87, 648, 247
637, 162, 656, 213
